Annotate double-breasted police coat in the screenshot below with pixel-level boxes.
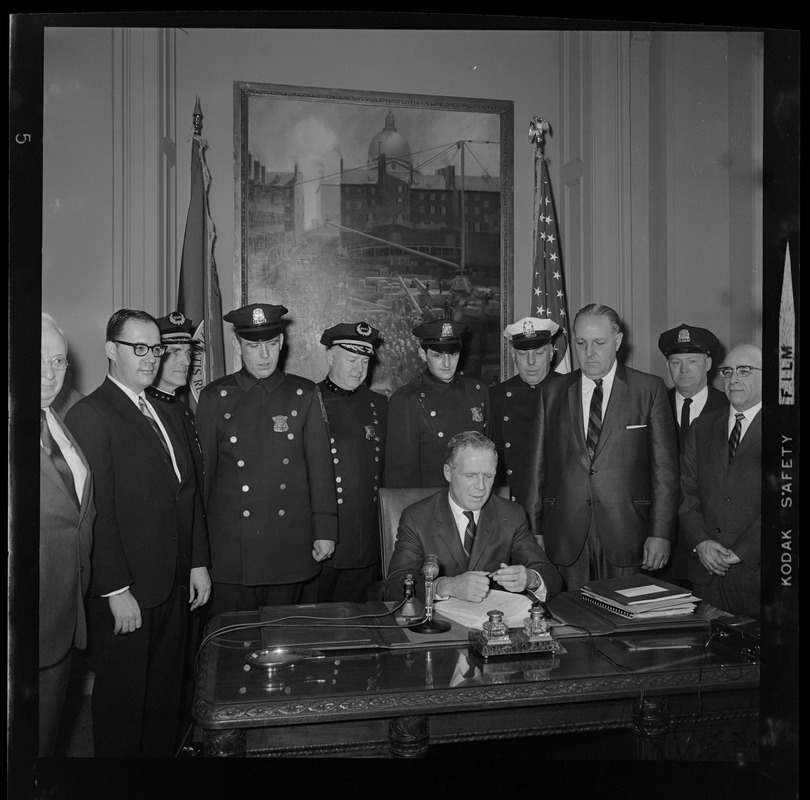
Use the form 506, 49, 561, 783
195, 368, 338, 586
383, 370, 490, 488
318, 379, 388, 568
490, 371, 561, 499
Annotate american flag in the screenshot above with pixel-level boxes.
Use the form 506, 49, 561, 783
177, 99, 226, 407
531, 152, 571, 373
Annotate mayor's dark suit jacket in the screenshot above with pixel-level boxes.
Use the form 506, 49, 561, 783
39, 409, 95, 668
66, 378, 209, 607
678, 407, 761, 612
382, 489, 562, 602
518, 363, 679, 568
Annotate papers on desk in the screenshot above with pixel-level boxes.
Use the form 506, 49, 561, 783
580, 575, 699, 619
434, 590, 533, 630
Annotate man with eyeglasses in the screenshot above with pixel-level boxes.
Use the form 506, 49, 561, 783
679, 343, 762, 616
195, 303, 338, 617
39, 312, 95, 757
66, 308, 211, 757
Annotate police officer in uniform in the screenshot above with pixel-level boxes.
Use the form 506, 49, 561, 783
317, 321, 388, 603
490, 317, 561, 499
384, 319, 490, 488
657, 322, 728, 588
147, 311, 204, 490
195, 303, 338, 616
658, 323, 728, 450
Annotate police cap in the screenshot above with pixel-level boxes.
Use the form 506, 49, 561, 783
320, 321, 380, 355
224, 303, 288, 341
412, 319, 465, 353
503, 317, 559, 350
154, 311, 198, 345
658, 323, 719, 357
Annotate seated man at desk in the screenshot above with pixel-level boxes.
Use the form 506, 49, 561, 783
383, 431, 562, 603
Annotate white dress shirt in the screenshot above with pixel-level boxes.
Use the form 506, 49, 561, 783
675, 384, 709, 425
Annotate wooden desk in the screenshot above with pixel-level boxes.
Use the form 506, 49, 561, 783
192, 607, 759, 759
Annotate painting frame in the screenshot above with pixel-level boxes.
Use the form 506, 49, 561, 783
234, 81, 514, 394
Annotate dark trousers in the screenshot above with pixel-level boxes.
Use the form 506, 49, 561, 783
208, 576, 319, 618
88, 578, 187, 757
316, 563, 382, 604
38, 649, 73, 758
555, 517, 639, 592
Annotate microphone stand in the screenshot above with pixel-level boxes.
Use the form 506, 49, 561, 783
411, 570, 450, 634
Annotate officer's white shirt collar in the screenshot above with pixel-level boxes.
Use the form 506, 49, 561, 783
675, 384, 709, 420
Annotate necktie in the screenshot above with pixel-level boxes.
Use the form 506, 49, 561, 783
679, 398, 693, 448
138, 396, 171, 457
40, 409, 79, 506
586, 378, 603, 460
728, 412, 745, 461
462, 511, 476, 560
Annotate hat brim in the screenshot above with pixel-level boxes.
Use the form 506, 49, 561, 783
422, 342, 462, 354
511, 336, 552, 350
235, 327, 283, 342
663, 347, 711, 356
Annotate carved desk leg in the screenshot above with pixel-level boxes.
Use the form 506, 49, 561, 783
203, 727, 246, 757
389, 715, 429, 757
631, 697, 669, 760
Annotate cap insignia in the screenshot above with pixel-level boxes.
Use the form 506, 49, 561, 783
441, 322, 453, 338
253, 308, 267, 325
677, 328, 691, 343
356, 322, 372, 337
168, 311, 185, 325
522, 320, 535, 336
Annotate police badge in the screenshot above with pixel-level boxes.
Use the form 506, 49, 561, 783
364, 425, 377, 440
471, 406, 484, 423
272, 415, 289, 433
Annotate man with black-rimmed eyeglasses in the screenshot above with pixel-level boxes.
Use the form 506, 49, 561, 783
66, 308, 211, 757
678, 343, 762, 617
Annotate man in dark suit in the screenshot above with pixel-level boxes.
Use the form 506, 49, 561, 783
384, 319, 490, 488
490, 316, 561, 500
518, 303, 679, 592
383, 431, 561, 603
66, 308, 210, 757
195, 303, 338, 616
679, 344, 762, 616
39, 313, 95, 758
316, 321, 388, 603
657, 323, 729, 586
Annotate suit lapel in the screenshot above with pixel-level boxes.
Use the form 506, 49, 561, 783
566, 372, 589, 462
711, 409, 730, 463
50, 409, 93, 516
467, 500, 495, 572
592, 364, 626, 461
103, 379, 181, 482
732, 409, 761, 461
437, 494, 469, 574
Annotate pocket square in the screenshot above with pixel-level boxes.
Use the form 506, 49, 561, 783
626, 424, 647, 429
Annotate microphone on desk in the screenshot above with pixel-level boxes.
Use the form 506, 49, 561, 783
410, 554, 451, 634
396, 574, 426, 624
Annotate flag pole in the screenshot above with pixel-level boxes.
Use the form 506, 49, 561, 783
529, 116, 571, 373
178, 97, 226, 407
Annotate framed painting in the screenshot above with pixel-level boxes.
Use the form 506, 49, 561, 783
235, 82, 514, 395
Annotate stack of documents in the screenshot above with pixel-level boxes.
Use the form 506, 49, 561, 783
580, 575, 699, 619
434, 590, 533, 630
